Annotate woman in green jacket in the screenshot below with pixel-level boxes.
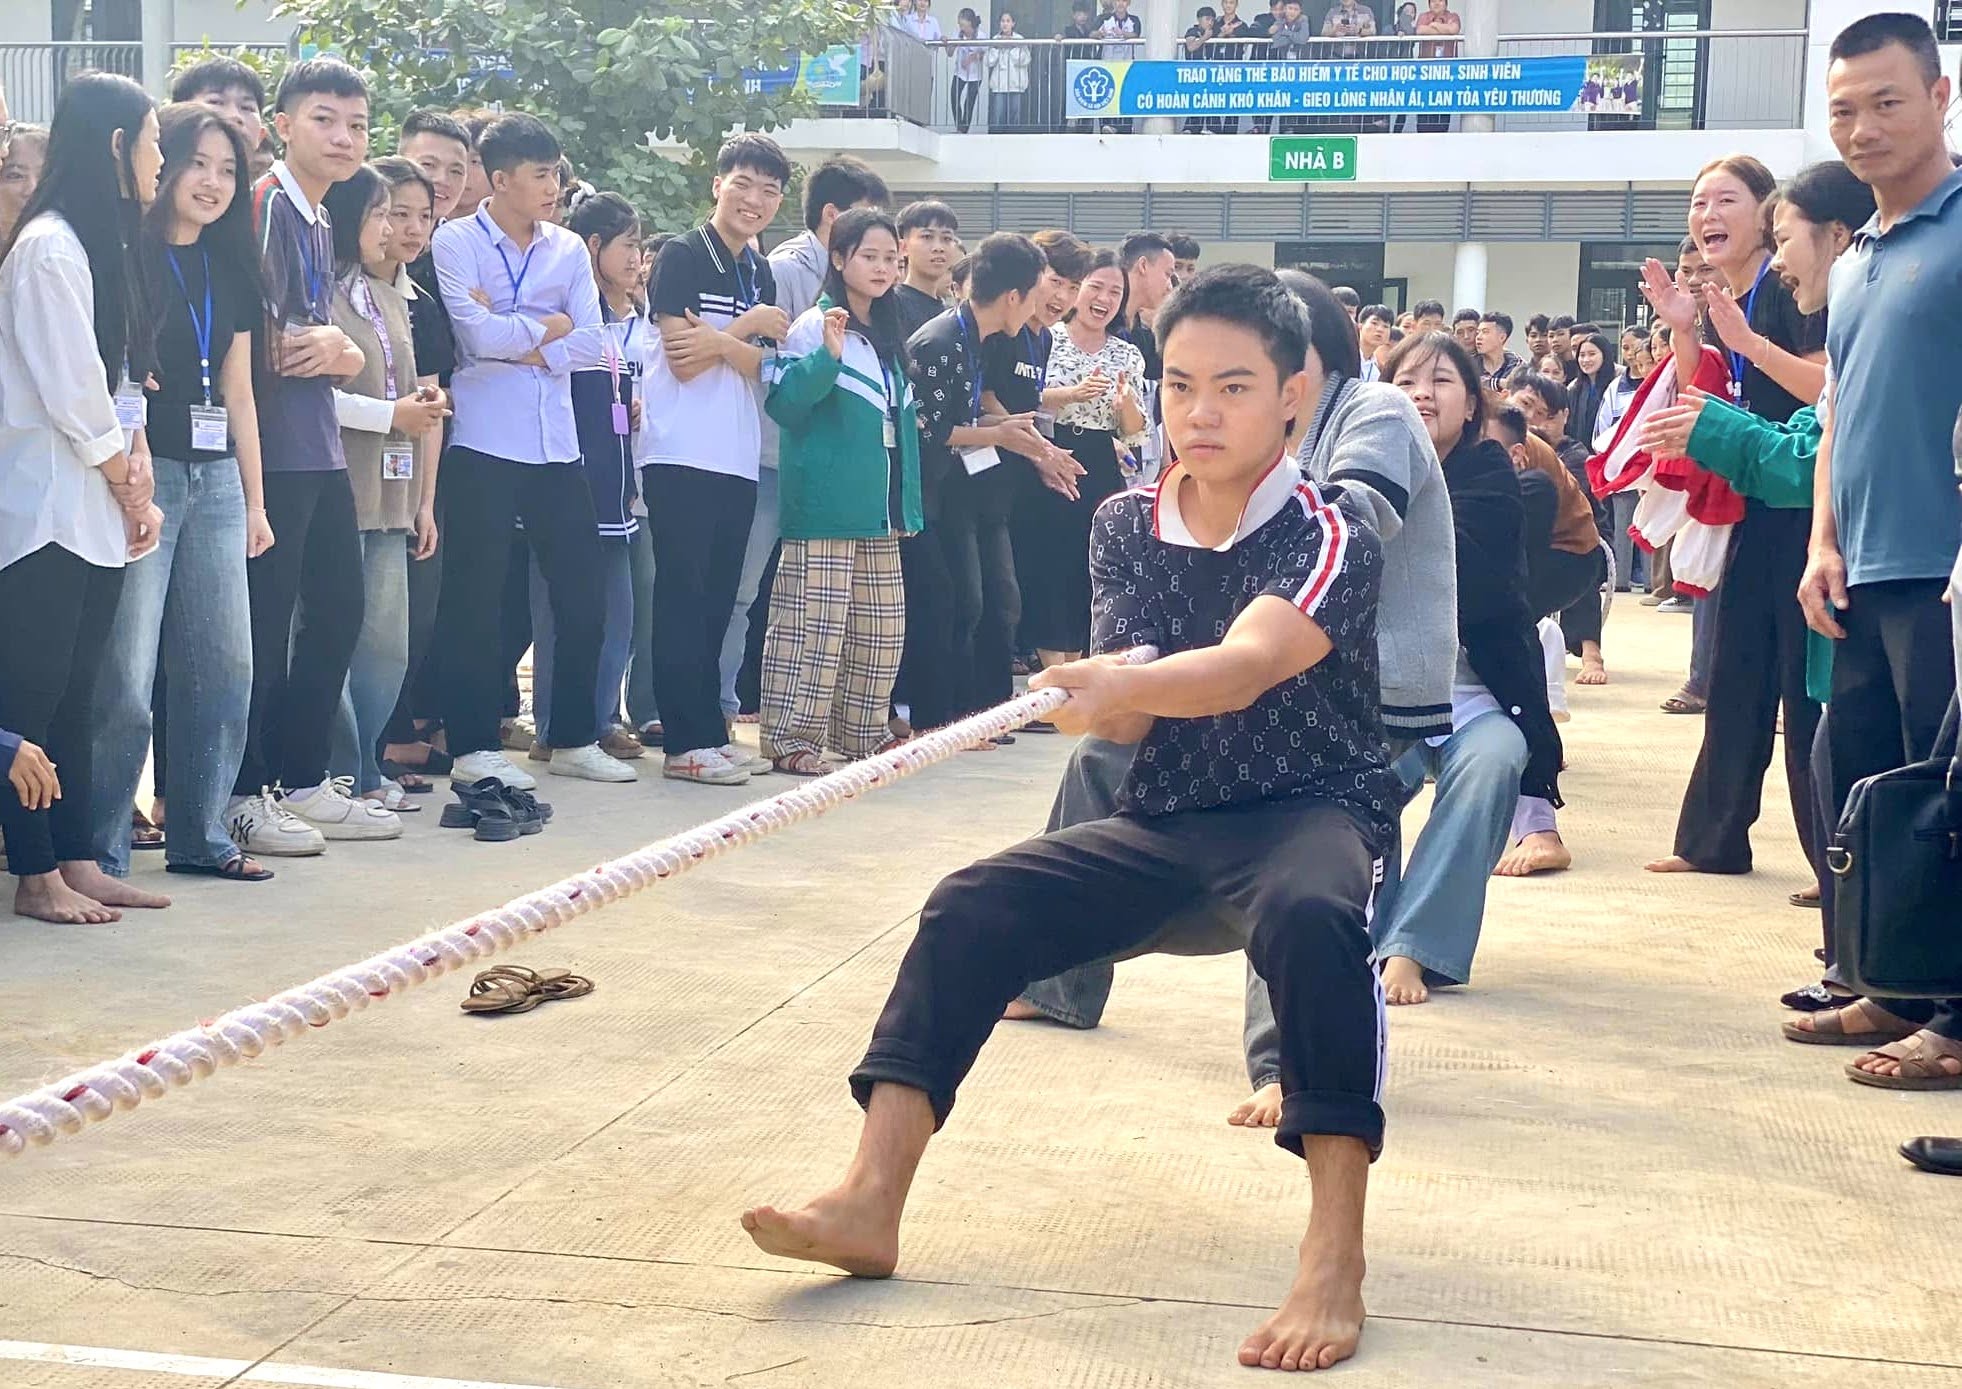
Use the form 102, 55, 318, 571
1639, 160, 1872, 1007
760, 208, 923, 776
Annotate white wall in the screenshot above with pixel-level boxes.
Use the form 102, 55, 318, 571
175, 0, 292, 46
1197, 240, 1276, 269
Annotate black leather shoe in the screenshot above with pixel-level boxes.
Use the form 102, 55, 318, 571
1900, 1136, 1962, 1176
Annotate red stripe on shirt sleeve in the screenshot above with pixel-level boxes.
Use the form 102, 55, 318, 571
1290, 483, 1349, 616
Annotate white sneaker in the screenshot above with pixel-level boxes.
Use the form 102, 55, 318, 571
719, 742, 773, 775
226, 788, 326, 857
452, 749, 538, 791
280, 776, 403, 841
549, 742, 639, 782
663, 747, 752, 785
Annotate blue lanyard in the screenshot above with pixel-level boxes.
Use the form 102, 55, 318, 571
1727, 256, 1772, 405
956, 305, 983, 421
1021, 326, 1047, 391
165, 247, 215, 405
477, 211, 540, 308
734, 250, 760, 311
294, 222, 325, 316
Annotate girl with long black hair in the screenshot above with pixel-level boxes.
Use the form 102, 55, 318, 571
0, 72, 167, 923
324, 161, 444, 825
759, 207, 921, 776
91, 102, 278, 885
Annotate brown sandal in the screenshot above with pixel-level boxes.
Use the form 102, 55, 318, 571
459, 965, 594, 1014
771, 750, 827, 777
1846, 1032, 1962, 1091
1782, 1000, 1920, 1047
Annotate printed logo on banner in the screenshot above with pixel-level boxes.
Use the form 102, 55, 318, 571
1072, 63, 1119, 112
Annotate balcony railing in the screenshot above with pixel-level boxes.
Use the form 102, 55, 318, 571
860, 27, 1805, 136
2, 42, 290, 126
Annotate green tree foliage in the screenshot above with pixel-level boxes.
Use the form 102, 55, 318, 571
266, 0, 868, 227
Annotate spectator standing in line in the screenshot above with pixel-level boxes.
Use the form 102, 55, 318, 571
1413, 0, 1461, 131
1181, 9, 1218, 134
898, 0, 943, 43
323, 161, 445, 818
1057, 0, 1102, 133
0, 121, 47, 247
1785, 15, 1962, 1091
641, 134, 792, 785
1167, 232, 1201, 282
1268, 0, 1313, 132
951, 9, 985, 133
1523, 312, 1549, 363
170, 57, 269, 179
1594, 327, 1652, 589
1474, 311, 1521, 391
1410, 298, 1444, 334
893, 198, 959, 336
1546, 314, 1579, 381
93, 103, 276, 884
1450, 308, 1479, 351
1357, 303, 1393, 381
0, 73, 169, 923
985, 10, 1032, 133
1097, 0, 1144, 134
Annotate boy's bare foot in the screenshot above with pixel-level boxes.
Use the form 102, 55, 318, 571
1228, 1081, 1283, 1128
741, 1184, 902, 1278
59, 860, 169, 909
1494, 832, 1571, 878
1001, 999, 1049, 1020
1380, 955, 1429, 1005
15, 872, 121, 924
1576, 654, 1608, 685
1644, 853, 1700, 873
1238, 1244, 1366, 1372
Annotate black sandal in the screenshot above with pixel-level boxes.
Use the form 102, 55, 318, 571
166, 856, 274, 882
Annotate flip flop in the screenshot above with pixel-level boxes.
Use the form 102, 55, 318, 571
1789, 889, 1821, 909
460, 965, 594, 1014
1659, 693, 1707, 715
771, 751, 827, 777
1782, 1002, 1920, 1047
131, 809, 165, 850
1846, 1034, 1962, 1091
165, 856, 274, 882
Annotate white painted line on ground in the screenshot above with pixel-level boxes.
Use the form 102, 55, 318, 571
0, 1340, 569, 1389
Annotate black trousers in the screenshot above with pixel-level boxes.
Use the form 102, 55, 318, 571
0, 544, 125, 876
894, 528, 961, 730
1672, 504, 1820, 875
642, 464, 755, 756
433, 449, 604, 757
235, 470, 364, 795
499, 531, 532, 720
382, 512, 443, 746
942, 465, 1021, 714
1558, 549, 1608, 651
1526, 545, 1598, 626
850, 798, 1387, 1159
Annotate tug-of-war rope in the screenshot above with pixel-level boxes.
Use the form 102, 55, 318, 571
0, 646, 1157, 1160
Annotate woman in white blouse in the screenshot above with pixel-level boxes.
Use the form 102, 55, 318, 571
0, 73, 168, 924
1017, 249, 1147, 668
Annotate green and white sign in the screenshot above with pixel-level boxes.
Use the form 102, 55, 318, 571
1268, 136, 1358, 182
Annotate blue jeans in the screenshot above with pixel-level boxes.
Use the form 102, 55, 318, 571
532, 536, 634, 736
332, 530, 410, 794
626, 517, 660, 728
1687, 590, 1717, 698
91, 455, 252, 874
717, 467, 779, 715
1372, 713, 1529, 985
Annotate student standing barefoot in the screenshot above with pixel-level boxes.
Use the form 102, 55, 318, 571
743, 266, 1393, 1372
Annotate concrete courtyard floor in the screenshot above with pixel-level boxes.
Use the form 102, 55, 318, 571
2, 604, 1958, 1388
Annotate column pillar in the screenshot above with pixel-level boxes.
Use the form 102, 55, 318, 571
140, 0, 173, 98
1452, 240, 1488, 314
1142, 0, 1179, 136
1458, 0, 1497, 135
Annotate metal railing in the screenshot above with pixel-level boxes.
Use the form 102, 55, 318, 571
1, 41, 290, 126
857, 26, 1806, 137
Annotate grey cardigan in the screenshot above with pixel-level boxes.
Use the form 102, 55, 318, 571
1300, 374, 1457, 742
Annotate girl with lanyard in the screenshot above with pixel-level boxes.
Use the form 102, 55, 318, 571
324, 163, 448, 821
93, 103, 278, 886
530, 190, 645, 764
0, 73, 167, 923
1640, 154, 1827, 888
759, 208, 921, 777
1017, 248, 1146, 669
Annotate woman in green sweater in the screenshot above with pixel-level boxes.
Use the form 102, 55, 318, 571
760, 208, 923, 776
1639, 160, 1873, 1009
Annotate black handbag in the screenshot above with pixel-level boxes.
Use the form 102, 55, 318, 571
1830, 749, 1962, 999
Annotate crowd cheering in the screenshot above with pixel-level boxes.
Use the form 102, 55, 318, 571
0, 12, 1957, 1180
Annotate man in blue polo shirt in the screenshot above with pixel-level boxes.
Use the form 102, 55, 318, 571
1798, 12, 1961, 1092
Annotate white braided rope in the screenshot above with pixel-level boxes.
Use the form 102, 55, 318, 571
0, 647, 1155, 1160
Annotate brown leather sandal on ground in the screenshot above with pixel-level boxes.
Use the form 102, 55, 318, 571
1781, 1000, 1920, 1047
1846, 1032, 1962, 1091
460, 965, 594, 1014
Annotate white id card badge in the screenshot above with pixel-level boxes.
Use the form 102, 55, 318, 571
959, 445, 1003, 476
882, 414, 898, 449
189, 405, 228, 452
114, 385, 148, 434
381, 443, 415, 480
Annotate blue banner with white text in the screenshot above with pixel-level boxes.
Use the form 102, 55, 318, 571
1064, 54, 1643, 119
